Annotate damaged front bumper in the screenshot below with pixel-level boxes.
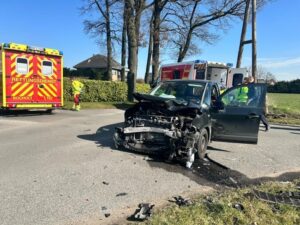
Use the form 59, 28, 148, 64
113, 126, 175, 153
114, 125, 200, 168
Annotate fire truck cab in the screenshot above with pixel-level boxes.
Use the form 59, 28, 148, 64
159, 60, 248, 88
0, 43, 63, 111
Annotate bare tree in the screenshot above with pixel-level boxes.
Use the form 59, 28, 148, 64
164, 0, 246, 63
121, 2, 128, 82
144, 12, 154, 83
82, 0, 121, 81
248, 65, 276, 82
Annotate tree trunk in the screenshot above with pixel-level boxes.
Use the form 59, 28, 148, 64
125, 0, 137, 102
151, 0, 162, 83
177, 30, 193, 62
144, 13, 154, 84
121, 3, 128, 82
252, 0, 257, 79
105, 0, 112, 81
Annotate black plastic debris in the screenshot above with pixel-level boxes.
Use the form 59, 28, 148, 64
102, 181, 109, 185
127, 203, 155, 221
169, 196, 192, 207
232, 203, 245, 211
253, 189, 300, 207
278, 191, 300, 199
116, 192, 128, 197
104, 213, 111, 218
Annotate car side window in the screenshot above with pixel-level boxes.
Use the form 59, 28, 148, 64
203, 86, 211, 106
221, 84, 265, 108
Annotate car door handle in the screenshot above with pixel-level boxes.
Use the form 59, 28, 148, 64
247, 113, 260, 119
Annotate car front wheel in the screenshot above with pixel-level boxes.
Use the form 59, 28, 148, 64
197, 128, 208, 159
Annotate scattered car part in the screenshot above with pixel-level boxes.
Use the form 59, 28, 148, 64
116, 192, 128, 197
170, 196, 193, 207
253, 189, 300, 207
232, 203, 245, 211
128, 203, 155, 221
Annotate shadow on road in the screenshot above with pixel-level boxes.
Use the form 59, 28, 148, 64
77, 122, 123, 149
78, 122, 300, 190
207, 146, 231, 153
0, 109, 53, 117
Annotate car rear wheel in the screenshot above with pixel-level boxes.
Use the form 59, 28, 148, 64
197, 129, 208, 159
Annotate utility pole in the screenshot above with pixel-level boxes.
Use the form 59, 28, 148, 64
252, 0, 257, 79
236, 0, 257, 79
236, 0, 251, 68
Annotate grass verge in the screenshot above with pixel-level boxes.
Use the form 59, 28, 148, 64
268, 93, 300, 125
144, 180, 300, 225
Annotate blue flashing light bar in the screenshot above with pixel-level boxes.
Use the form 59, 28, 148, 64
195, 59, 207, 64
226, 63, 233, 68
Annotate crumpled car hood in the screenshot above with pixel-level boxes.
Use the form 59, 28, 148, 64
133, 93, 201, 112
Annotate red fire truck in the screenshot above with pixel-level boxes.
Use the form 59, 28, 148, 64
159, 60, 248, 88
0, 43, 63, 111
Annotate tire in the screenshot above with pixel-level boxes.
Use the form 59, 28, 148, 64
196, 129, 208, 159
46, 109, 53, 114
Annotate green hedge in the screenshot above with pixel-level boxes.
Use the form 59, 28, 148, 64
63, 78, 151, 102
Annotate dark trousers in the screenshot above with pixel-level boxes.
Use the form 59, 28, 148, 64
260, 114, 269, 129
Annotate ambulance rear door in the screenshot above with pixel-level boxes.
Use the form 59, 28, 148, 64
4, 49, 36, 108
35, 53, 62, 107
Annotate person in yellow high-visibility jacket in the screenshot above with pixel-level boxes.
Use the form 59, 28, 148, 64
236, 77, 249, 104
71, 78, 84, 111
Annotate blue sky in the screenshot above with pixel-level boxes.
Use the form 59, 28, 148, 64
0, 0, 299, 81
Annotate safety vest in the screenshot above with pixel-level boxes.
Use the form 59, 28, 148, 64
72, 80, 84, 95
237, 86, 248, 103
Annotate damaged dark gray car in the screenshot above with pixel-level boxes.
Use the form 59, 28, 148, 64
114, 80, 267, 168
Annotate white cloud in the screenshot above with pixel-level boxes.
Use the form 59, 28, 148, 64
260, 57, 300, 68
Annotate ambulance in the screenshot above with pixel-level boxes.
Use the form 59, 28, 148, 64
0, 43, 63, 111
158, 60, 248, 88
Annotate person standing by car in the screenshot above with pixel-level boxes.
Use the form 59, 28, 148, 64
71, 77, 84, 111
236, 77, 249, 104
248, 76, 270, 131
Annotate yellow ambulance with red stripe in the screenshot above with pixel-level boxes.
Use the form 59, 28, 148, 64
0, 43, 63, 111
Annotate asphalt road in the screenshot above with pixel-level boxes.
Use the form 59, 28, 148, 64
0, 109, 299, 225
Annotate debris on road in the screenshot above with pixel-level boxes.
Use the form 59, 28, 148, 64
102, 181, 109, 185
232, 203, 245, 211
127, 203, 155, 221
229, 177, 238, 185
116, 192, 128, 197
169, 196, 193, 207
104, 213, 111, 218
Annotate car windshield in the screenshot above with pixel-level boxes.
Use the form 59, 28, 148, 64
150, 82, 205, 104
